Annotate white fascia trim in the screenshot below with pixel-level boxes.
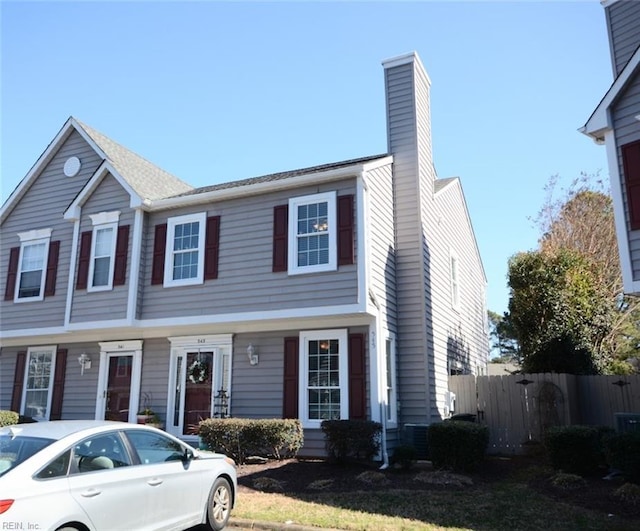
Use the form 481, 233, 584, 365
145, 161, 385, 211
582, 46, 640, 139
0, 326, 68, 345
601, 0, 621, 7
139, 304, 368, 330
361, 156, 393, 172
126, 209, 144, 324
64, 161, 144, 220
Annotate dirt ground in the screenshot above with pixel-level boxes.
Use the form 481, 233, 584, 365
236, 455, 640, 521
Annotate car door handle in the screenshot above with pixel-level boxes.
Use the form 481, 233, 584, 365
81, 488, 102, 498
147, 477, 163, 487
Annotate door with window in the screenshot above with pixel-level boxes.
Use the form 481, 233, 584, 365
104, 354, 133, 421
167, 337, 231, 438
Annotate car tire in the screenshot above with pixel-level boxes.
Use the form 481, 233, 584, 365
206, 476, 232, 531
56, 527, 80, 531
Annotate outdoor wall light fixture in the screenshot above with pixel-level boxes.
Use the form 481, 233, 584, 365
247, 344, 259, 366
78, 353, 91, 375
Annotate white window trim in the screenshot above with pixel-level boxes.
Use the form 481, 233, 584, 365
88, 212, 120, 292
298, 328, 348, 429
21, 345, 57, 420
15, 228, 52, 303
384, 332, 398, 427
288, 191, 337, 275
450, 250, 460, 310
164, 212, 206, 287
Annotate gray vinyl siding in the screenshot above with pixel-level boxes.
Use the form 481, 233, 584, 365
606, 0, 640, 76
0, 131, 102, 332
141, 180, 359, 320
138, 338, 172, 423
385, 57, 436, 426
612, 70, 640, 281
433, 182, 488, 379
366, 163, 397, 333
69, 174, 133, 323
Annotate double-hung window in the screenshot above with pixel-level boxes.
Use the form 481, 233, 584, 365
299, 329, 348, 427
164, 213, 206, 287
15, 229, 52, 302
288, 192, 337, 275
88, 212, 119, 292
23, 346, 56, 420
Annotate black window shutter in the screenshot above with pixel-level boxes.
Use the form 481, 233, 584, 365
44, 241, 60, 297
348, 333, 366, 420
622, 140, 640, 230
4, 247, 19, 301
273, 205, 289, 272
50, 349, 67, 420
283, 337, 299, 419
204, 216, 221, 280
113, 225, 130, 286
11, 351, 27, 413
151, 224, 167, 285
338, 195, 355, 265
76, 231, 92, 289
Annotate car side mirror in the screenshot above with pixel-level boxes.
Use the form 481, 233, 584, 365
183, 447, 195, 462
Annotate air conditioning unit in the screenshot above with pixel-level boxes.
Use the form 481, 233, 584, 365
615, 413, 640, 433
403, 423, 430, 460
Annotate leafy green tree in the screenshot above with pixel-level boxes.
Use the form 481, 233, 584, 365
488, 310, 520, 364
508, 249, 613, 374
506, 173, 639, 374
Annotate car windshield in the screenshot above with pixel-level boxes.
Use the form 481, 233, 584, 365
0, 434, 55, 477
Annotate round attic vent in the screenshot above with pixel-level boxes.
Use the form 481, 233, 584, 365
63, 156, 81, 177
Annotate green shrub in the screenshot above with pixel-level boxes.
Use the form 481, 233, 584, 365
0, 411, 19, 427
197, 418, 303, 464
544, 425, 611, 475
391, 444, 417, 470
604, 431, 640, 483
427, 421, 489, 472
321, 420, 382, 463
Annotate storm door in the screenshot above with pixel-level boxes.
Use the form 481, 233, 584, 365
166, 335, 232, 439
104, 354, 133, 421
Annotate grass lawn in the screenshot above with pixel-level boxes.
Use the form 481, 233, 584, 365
231, 457, 640, 530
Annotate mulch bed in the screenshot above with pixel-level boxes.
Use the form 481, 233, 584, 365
236, 455, 640, 521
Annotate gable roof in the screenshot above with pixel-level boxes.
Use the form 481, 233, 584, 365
1, 117, 193, 223
581, 44, 640, 141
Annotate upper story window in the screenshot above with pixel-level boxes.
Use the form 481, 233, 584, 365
288, 192, 337, 275
88, 212, 119, 292
164, 213, 206, 287
16, 229, 52, 302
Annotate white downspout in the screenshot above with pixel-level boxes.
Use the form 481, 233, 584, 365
370, 289, 389, 470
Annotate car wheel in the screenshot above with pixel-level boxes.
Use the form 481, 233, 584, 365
206, 477, 232, 531
56, 527, 80, 531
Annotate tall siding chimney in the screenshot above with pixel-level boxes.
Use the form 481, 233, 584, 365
383, 52, 438, 423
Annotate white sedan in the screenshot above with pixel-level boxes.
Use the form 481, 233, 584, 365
0, 420, 236, 531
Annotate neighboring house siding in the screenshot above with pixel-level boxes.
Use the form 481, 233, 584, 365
385, 57, 435, 425
140, 180, 359, 320
366, 163, 397, 333
606, 0, 640, 75
433, 182, 488, 378
70, 174, 133, 323
613, 72, 640, 281
0, 131, 102, 331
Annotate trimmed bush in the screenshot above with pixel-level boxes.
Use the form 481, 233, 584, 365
544, 425, 612, 475
321, 419, 382, 463
197, 418, 303, 464
0, 411, 19, 427
427, 421, 489, 472
604, 431, 640, 483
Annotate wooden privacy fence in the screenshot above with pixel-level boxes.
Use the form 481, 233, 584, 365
449, 373, 640, 455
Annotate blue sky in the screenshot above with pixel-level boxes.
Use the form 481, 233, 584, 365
1, 0, 613, 315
